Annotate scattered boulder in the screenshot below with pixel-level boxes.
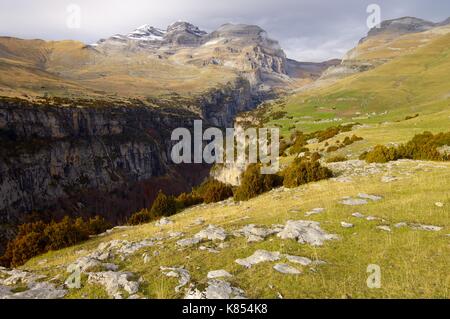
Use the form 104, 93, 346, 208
207, 270, 233, 279
341, 198, 368, 206
0, 269, 46, 286
273, 263, 301, 275
305, 208, 325, 217
410, 224, 442, 232
341, 222, 354, 228
156, 217, 173, 227
381, 176, 398, 183
335, 176, 353, 183
277, 220, 338, 246
193, 218, 205, 226
160, 266, 190, 292
284, 255, 312, 266
88, 271, 139, 299
394, 222, 408, 228
168, 231, 184, 238
177, 237, 201, 247
67, 256, 102, 273
2, 282, 67, 299
341, 193, 383, 206
185, 280, 245, 299
194, 225, 227, 241
352, 212, 365, 218
235, 250, 281, 268
199, 246, 220, 253
377, 226, 391, 232
358, 193, 383, 201
435, 202, 444, 208
233, 224, 278, 242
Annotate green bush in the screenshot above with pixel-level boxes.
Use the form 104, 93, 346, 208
310, 152, 322, 162
233, 164, 283, 201
175, 192, 203, 209
316, 126, 340, 142
0, 216, 109, 267
151, 190, 177, 217
282, 159, 332, 188
326, 155, 347, 163
289, 131, 309, 155
360, 145, 398, 163
85, 216, 111, 234
194, 179, 233, 204
360, 131, 449, 163
127, 209, 152, 225
326, 145, 339, 153
203, 182, 233, 204
44, 217, 89, 251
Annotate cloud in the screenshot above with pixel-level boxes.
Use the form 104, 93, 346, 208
0, 0, 449, 61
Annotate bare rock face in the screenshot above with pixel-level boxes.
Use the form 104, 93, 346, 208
361, 17, 437, 43
94, 22, 289, 90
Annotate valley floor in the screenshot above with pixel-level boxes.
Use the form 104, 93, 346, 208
1, 159, 448, 299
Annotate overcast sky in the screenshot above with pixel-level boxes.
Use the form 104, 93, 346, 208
0, 0, 449, 62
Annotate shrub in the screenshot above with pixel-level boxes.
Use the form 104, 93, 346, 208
194, 179, 233, 204
310, 152, 322, 162
326, 145, 339, 153
7, 232, 47, 268
85, 216, 111, 234
0, 216, 108, 267
351, 134, 364, 143
361, 145, 398, 163
289, 131, 308, 155
326, 155, 347, 163
127, 209, 152, 225
234, 164, 283, 201
282, 159, 333, 188
175, 192, 203, 209
203, 182, 233, 204
279, 139, 292, 157
360, 131, 450, 163
316, 126, 340, 142
44, 217, 89, 251
151, 190, 177, 217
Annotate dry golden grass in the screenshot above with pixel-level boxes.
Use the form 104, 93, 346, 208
23, 160, 449, 299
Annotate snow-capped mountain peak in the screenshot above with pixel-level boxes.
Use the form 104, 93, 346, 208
127, 24, 166, 41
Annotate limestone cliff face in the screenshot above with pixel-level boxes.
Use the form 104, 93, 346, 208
0, 102, 171, 222
0, 78, 257, 233
197, 78, 256, 127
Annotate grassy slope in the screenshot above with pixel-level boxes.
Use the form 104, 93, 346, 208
267, 32, 450, 139
22, 160, 449, 298
0, 37, 237, 100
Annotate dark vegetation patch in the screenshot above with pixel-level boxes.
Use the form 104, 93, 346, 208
359, 131, 450, 163
288, 124, 360, 156
326, 155, 348, 163
0, 216, 110, 267
282, 158, 333, 188
233, 164, 283, 201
